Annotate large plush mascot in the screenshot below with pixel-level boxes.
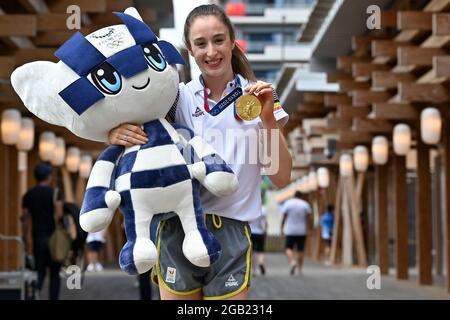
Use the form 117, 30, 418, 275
11, 7, 238, 274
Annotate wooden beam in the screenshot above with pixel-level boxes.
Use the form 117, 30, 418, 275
433, 13, 450, 35
353, 90, 391, 107
352, 62, 390, 79
303, 92, 324, 104
424, 0, 450, 13
337, 105, 370, 118
372, 40, 411, 58
14, 48, 57, 65
327, 72, 352, 83
371, 103, 419, 120
105, 0, 134, 11
338, 130, 372, 144
48, 0, 107, 13
442, 119, 450, 292
395, 29, 424, 42
421, 35, 450, 48
0, 15, 37, 37
434, 55, 450, 78
372, 71, 415, 89
326, 117, 352, 129
36, 13, 73, 31
336, 142, 358, 151
297, 103, 328, 115
399, 83, 450, 103
324, 93, 352, 107
338, 80, 370, 93
381, 10, 398, 28
375, 164, 389, 274
416, 137, 433, 285
398, 47, 446, 66
337, 56, 371, 73
352, 118, 393, 133
352, 35, 376, 53
0, 56, 15, 78
34, 28, 97, 46
308, 126, 337, 136
397, 11, 433, 30
0, 84, 21, 104
18, 0, 49, 13
393, 154, 408, 279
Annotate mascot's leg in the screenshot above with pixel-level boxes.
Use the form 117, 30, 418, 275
80, 146, 123, 233
119, 193, 157, 275
175, 180, 221, 268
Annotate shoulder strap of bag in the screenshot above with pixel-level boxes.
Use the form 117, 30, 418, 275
53, 187, 60, 224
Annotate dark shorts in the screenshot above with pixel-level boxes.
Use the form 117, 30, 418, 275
250, 234, 265, 252
324, 239, 332, 247
151, 214, 252, 299
285, 235, 307, 251
87, 241, 104, 252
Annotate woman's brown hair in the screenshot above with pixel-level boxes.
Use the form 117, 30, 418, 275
183, 4, 256, 82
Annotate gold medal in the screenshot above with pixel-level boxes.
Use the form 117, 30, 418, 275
235, 94, 262, 121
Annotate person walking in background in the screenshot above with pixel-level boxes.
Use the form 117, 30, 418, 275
320, 205, 334, 263
280, 191, 312, 275
250, 205, 268, 276
21, 163, 64, 300
86, 229, 107, 272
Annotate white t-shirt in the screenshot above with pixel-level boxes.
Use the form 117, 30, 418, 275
86, 229, 107, 243
281, 198, 312, 236
174, 74, 289, 222
249, 206, 267, 235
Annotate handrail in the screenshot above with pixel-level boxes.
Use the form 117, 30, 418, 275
0, 234, 26, 300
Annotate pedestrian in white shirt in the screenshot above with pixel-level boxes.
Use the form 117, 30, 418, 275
249, 206, 268, 275
86, 229, 107, 272
280, 191, 312, 275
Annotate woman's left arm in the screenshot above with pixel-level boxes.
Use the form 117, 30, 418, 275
245, 81, 293, 188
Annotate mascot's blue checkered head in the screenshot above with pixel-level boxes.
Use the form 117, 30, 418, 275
11, 7, 239, 274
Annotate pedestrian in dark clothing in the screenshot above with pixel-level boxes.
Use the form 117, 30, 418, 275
21, 163, 64, 300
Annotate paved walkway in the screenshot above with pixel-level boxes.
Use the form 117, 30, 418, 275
40, 253, 449, 300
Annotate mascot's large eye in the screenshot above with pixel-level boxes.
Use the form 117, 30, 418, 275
142, 44, 167, 72
90, 63, 122, 95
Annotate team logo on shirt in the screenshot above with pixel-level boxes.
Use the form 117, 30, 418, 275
192, 107, 205, 117
225, 274, 238, 287
166, 267, 177, 283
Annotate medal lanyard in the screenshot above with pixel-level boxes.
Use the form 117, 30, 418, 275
202, 75, 243, 121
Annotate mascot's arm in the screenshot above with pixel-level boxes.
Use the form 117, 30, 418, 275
79, 145, 123, 232
187, 136, 239, 197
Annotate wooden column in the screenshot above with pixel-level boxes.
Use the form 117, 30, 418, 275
393, 154, 408, 279
375, 164, 389, 274
341, 177, 353, 266
348, 174, 368, 267
61, 167, 75, 203
75, 176, 87, 207
330, 177, 342, 264
416, 137, 433, 285
441, 119, 450, 292
0, 144, 8, 271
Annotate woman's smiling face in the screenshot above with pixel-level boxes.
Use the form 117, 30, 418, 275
188, 15, 234, 81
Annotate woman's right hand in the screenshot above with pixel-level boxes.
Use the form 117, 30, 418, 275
108, 123, 148, 147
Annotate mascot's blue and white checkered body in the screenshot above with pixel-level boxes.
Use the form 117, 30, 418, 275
11, 7, 239, 275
